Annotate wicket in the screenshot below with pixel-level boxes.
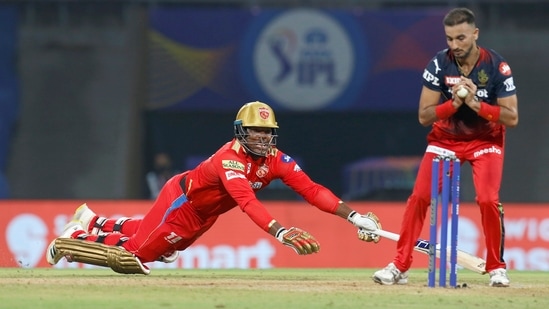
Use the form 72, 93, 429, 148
428, 155, 460, 288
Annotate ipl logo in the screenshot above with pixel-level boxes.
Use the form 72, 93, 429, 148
269, 28, 337, 87
242, 9, 366, 111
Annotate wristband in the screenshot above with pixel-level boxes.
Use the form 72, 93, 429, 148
275, 227, 286, 239
478, 102, 501, 122
347, 211, 357, 223
435, 99, 457, 119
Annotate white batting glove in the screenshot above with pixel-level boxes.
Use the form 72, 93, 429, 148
348, 211, 382, 243
348, 211, 380, 231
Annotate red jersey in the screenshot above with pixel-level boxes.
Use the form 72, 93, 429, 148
181, 139, 341, 231
422, 46, 517, 141
71, 138, 343, 263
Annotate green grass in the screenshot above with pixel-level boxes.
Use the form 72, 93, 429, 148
0, 268, 547, 309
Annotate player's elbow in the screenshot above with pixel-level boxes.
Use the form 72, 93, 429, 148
418, 115, 433, 127
506, 116, 518, 128
504, 112, 519, 128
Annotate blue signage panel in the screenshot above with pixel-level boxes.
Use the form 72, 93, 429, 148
148, 7, 445, 111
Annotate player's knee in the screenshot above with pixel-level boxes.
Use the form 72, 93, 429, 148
475, 196, 498, 208
408, 192, 430, 208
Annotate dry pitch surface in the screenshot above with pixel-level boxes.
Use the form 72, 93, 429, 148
1, 268, 548, 309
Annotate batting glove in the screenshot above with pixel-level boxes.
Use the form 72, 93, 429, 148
348, 211, 382, 243
357, 227, 381, 243
276, 227, 320, 255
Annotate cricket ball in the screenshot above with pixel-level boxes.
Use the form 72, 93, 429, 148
457, 86, 468, 99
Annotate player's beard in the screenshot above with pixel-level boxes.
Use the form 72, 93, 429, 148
244, 136, 274, 157
247, 141, 270, 156
454, 43, 474, 61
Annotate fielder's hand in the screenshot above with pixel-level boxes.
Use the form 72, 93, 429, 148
348, 211, 382, 243
276, 227, 320, 255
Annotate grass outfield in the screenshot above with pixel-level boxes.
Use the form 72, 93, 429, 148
1, 268, 547, 308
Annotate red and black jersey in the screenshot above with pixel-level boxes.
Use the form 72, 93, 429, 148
422, 46, 517, 140
182, 139, 341, 231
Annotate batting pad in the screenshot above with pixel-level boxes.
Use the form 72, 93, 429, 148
54, 238, 150, 275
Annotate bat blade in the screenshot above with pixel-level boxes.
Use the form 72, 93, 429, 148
373, 229, 486, 274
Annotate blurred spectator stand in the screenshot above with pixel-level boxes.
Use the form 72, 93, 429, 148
343, 156, 421, 200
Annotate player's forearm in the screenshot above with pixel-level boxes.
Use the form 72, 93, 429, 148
419, 100, 459, 126
241, 200, 278, 232
419, 105, 442, 126
497, 105, 519, 127
468, 97, 518, 127
334, 201, 354, 220
267, 220, 283, 237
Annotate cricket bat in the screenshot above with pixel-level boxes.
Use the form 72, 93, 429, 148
373, 229, 487, 274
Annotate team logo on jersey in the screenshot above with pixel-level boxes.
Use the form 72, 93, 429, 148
222, 160, 245, 172
477, 69, 489, 87
499, 62, 512, 76
256, 164, 269, 178
281, 155, 294, 163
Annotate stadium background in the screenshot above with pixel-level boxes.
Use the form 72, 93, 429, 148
0, 1, 547, 270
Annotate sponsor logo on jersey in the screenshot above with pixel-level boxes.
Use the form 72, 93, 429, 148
504, 77, 516, 92
225, 170, 246, 180
426, 145, 455, 156
499, 62, 512, 76
222, 160, 245, 172
165, 232, 183, 244
423, 69, 440, 86
434, 59, 441, 74
476, 88, 489, 99
246, 163, 252, 175
250, 181, 263, 189
256, 164, 269, 178
445, 76, 461, 86
294, 164, 302, 172
281, 155, 294, 163
473, 145, 502, 158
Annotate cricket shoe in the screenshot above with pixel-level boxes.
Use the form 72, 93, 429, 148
489, 268, 510, 287
46, 220, 85, 265
157, 251, 179, 263
372, 262, 409, 285
72, 203, 101, 234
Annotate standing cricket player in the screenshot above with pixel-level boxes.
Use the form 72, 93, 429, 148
47, 101, 382, 274
373, 7, 518, 287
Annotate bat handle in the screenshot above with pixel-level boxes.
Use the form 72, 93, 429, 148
372, 229, 400, 241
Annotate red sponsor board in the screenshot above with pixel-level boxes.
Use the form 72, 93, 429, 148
0, 200, 548, 270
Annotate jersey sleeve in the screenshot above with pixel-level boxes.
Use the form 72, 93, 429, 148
422, 53, 444, 92
212, 154, 276, 232
491, 54, 517, 98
